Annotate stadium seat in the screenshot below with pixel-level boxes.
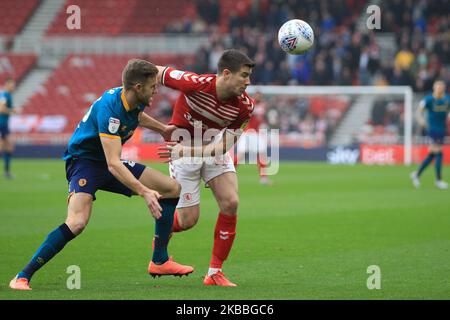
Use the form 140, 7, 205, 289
0, 54, 37, 84
21, 54, 194, 133
0, 0, 39, 36
46, 0, 192, 35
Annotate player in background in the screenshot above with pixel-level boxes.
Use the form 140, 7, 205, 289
234, 91, 273, 185
156, 49, 255, 286
0, 78, 18, 179
410, 80, 450, 189
9, 59, 193, 291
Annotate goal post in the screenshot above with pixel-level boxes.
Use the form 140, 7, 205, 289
247, 85, 414, 165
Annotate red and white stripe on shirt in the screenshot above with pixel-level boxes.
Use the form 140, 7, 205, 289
162, 67, 254, 136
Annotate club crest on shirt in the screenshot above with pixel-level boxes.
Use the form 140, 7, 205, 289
183, 193, 192, 202
108, 117, 120, 134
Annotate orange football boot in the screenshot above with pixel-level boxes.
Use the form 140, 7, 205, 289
203, 271, 237, 287
148, 257, 194, 277
9, 276, 32, 291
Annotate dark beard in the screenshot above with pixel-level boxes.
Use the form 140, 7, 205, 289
137, 93, 148, 106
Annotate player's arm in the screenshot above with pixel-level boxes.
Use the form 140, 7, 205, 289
159, 129, 241, 160
0, 97, 8, 114
155, 65, 202, 94
100, 136, 162, 219
416, 99, 427, 128
138, 112, 177, 141
199, 129, 240, 157
155, 66, 167, 85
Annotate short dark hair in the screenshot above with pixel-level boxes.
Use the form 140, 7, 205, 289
217, 49, 255, 74
122, 59, 158, 90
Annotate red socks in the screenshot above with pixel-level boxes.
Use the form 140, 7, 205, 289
257, 157, 267, 178
210, 212, 237, 269
171, 210, 183, 233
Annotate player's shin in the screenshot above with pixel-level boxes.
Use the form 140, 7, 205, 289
434, 151, 443, 180
152, 198, 179, 264
17, 223, 76, 281
209, 213, 237, 273
3, 151, 11, 174
417, 152, 435, 177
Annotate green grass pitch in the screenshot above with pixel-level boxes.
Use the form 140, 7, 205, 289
0, 160, 449, 300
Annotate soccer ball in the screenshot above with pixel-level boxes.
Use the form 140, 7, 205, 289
278, 19, 314, 55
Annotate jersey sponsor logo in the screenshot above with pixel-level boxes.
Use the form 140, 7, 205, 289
170, 70, 185, 80
433, 104, 448, 112
108, 117, 120, 134
78, 178, 87, 187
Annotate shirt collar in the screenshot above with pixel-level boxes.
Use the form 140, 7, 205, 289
121, 90, 131, 112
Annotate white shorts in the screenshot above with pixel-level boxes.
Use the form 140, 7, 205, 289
169, 152, 236, 208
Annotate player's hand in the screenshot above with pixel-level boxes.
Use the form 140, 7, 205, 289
158, 142, 184, 162
142, 190, 163, 219
161, 124, 178, 142
419, 120, 427, 129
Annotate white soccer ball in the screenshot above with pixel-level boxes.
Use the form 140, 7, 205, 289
278, 19, 314, 55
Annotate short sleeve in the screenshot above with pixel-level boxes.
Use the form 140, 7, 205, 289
97, 102, 121, 140
418, 99, 426, 110
228, 94, 254, 131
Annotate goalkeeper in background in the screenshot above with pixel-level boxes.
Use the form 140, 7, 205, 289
410, 80, 450, 189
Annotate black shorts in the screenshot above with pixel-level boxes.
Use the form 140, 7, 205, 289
428, 130, 445, 145
65, 158, 146, 200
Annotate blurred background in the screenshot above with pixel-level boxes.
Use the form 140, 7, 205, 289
0, 0, 449, 164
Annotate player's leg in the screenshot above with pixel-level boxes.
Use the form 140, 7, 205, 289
10, 158, 101, 290
256, 131, 273, 185
168, 159, 202, 232
105, 161, 192, 276
10, 193, 90, 290
411, 137, 437, 187
1, 129, 13, 178
203, 169, 239, 287
432, 143, 448, 189
4, 135, 13, 177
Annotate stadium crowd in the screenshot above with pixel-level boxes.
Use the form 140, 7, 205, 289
165, 0, 449, 91
161, 0, 449, 146
2, 0, 448, 147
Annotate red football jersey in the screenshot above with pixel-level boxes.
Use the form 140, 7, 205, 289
161, 67, 254, 138
245, 101, 266, 131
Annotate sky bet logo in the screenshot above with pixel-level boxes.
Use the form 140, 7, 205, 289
327, 147, 360, 165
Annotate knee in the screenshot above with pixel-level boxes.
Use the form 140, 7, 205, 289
165, 180, 181, 198
178, 211, 199, 230
66, 216, 88, 236
219, 196, 239, 214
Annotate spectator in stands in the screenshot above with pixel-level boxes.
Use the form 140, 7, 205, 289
395, 44, 415, 71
